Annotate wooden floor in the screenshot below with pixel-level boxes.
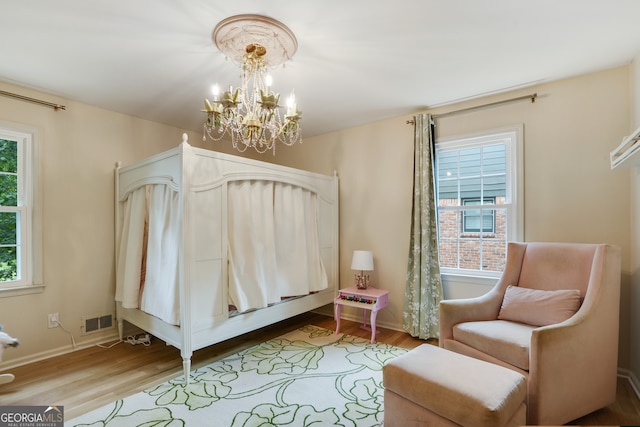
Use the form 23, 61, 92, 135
1, 312, 639, 425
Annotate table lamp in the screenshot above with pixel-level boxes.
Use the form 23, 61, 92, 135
351, 250, 374, 289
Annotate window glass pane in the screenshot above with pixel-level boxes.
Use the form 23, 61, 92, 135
0, 212, 17, 245
459, 238, 481, 270
459, 147, 481, 177
494, 207, 507, 240
438, 209, 459, 239
0, 246, 17, 282
0, 139, 18, 174
463, 208, 482, 232
480, 210, 494, 233
481, 239, 506, 272
438, 237, 459, 269
483, 144, 506, 202
438, 196, 460, 208
482, 144, 505, 174
437, 150, 459, 180
0, 174, 18, 207
437, 150, 459, 204
461, 199, 495, 233
459, 177, 480, 199
483, 175, 505, 203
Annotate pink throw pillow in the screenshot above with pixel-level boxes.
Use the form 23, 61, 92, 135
498, 285, 581, 326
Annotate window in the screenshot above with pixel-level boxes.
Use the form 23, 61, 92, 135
435, 126, 523, 277
462, 197, 495, 233
0, 124, 42, 295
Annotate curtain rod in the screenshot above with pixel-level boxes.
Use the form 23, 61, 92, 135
0, 89, 66, 111
406, 93, 537, 124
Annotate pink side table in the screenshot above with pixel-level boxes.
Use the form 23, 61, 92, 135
334, 285, 389, 343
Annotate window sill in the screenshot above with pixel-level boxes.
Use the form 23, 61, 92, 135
0, 284, 45, 298
440, 271, 499, 284
440, 272, 498, 299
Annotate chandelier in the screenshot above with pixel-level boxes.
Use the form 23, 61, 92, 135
202, 14, 302, 155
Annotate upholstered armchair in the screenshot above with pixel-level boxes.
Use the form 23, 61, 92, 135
439, 242, 621, 425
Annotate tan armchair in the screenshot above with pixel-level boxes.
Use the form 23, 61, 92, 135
439, 242, 621, 425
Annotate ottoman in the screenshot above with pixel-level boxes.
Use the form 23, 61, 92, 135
383, 344, 527, 427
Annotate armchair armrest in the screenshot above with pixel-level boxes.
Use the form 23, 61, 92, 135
439, 289, 504, 342
439, 242, 528, 343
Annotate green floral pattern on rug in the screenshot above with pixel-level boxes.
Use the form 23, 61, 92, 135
67, 325, 408, 427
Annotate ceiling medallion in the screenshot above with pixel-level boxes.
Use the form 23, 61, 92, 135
201, 14, 302, 155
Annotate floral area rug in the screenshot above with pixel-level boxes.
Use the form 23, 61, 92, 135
66, 325, 409, 427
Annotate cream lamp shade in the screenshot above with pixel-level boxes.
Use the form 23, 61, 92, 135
351, 250, 373, 289
351, 250, 374, 271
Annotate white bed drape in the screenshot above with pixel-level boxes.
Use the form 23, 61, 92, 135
228, 180, 327, 313
227, 180, 281, 312
117, 179, 327, 322
116, 184, 181, 325
140, 185, 180, 325
115, 186, 147, 309
274, 183, 327, 296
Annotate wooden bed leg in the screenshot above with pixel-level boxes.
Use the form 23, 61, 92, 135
182, 358, 191, 385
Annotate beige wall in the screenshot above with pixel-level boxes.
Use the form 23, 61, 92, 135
436, 68, 632, 371
0, 65, 634, 373
273, 66, 633, 369
268, 114, 415, 327
628, 57, 640, 386
0, 81, 205, 366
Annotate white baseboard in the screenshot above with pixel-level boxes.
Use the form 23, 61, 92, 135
618, 367, 640, 401
0, 331, 120, 371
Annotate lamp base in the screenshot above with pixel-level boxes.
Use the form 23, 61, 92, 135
354, 272, 370, 289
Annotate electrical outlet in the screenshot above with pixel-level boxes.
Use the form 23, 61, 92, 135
48, 313, 59, 328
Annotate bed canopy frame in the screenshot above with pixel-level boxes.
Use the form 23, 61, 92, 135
114, 134, 339, 383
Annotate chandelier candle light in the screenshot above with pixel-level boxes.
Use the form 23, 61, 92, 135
202, 14, 302, 155
351, 250, 374, 289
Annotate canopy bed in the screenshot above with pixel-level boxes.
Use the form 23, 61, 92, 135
114, 134, 339, 383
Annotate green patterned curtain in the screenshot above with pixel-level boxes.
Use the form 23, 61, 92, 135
403, 113, 443, 339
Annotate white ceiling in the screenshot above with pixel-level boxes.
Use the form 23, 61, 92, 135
2, 1, 640, 138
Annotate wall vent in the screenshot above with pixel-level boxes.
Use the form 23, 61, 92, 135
81, 314, 115, 335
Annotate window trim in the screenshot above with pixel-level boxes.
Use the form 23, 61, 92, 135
0, 121, 43, 297
436, 125, 524, 281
